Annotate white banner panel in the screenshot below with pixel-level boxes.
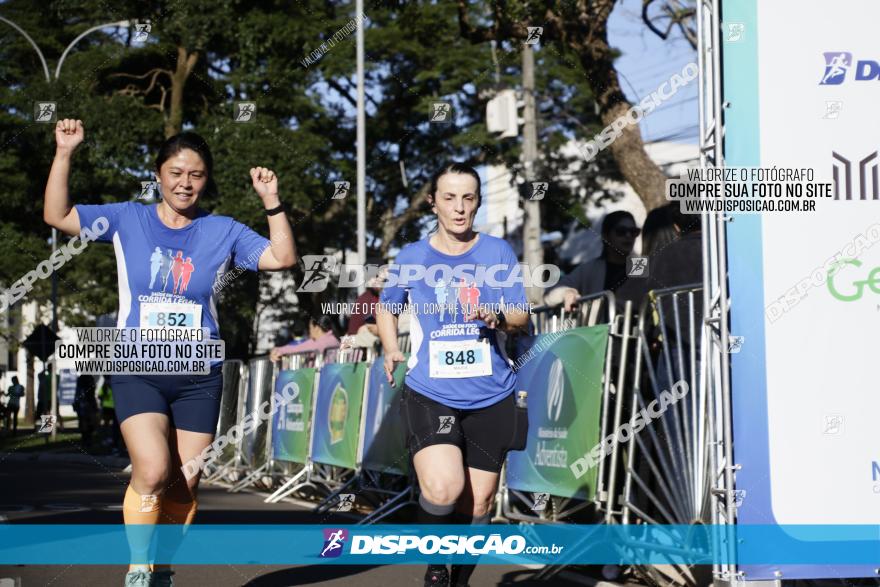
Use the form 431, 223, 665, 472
756, 0, 880, 524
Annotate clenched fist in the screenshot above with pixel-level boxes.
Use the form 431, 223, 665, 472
250, 166, 279, 204
55, 119, 84, 154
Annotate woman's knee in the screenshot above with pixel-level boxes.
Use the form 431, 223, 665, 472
420, 473, 465, 505
131, 463, 171, 494
458, 483, 497, 517
470, 494, 495, 517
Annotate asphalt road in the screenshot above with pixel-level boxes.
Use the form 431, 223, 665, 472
0, 458, 599, 587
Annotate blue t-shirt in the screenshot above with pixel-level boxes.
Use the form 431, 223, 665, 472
380, 234, 528, 409
75, 202, 270, 340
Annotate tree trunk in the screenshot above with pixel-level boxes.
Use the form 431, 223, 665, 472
576, 4, 669, 211
165, 47, 199, 138
457, 0, 671, 212
379, 184, 430, 259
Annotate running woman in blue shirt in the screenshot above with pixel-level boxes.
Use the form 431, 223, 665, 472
44, 119, 297, 587
377, 163, 530, 587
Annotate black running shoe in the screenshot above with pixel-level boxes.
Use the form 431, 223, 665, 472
450, 564, 473, 587
424, 564, 449, 587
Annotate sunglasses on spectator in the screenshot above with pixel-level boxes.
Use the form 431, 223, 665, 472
613, 227, 641, 237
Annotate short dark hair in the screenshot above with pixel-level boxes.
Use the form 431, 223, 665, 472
427, 162, 482, 208
310, 315, 335, 334
600, 210, 637, 259
600, 210, 636, 239
154, 132, 218, 198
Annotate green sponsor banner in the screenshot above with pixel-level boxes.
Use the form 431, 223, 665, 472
311, 362, 368, 469
506, 325, 609, 500
362, 356, 409, 475
271, 368, 316, 463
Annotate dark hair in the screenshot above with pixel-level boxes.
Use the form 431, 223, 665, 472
154, 132, 218, 198
600, 210, 637, 258
310, 315, 335, 335
669, 202, 701, 234
291, 317, 308, 338
427, 162, 482, 208
641, 204, 677, 256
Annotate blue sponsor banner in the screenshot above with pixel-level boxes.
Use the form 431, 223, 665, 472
58, 369, 77, 406
361, 356, 408, 475
506, 326, 609, 500
310, 362, 368, 469
1, 525, 879, 565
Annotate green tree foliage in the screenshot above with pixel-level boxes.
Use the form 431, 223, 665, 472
0, 0, 614, 356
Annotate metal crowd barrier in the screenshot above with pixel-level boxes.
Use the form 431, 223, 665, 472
202, 360, 246, 482
263, 350, 322, 503
500, 290, 628, 527
308, 356, 371, 514
228, 357, 274, 492
203, 291, 717, 579
619, 283, 713, 587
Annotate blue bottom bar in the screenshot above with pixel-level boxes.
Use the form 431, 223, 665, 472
2, 524, 879, 565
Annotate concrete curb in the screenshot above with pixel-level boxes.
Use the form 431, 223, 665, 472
2, 451, 130, 469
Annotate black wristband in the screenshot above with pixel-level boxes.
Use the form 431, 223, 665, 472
496, 309, 507, 328
265, 203, 284, 216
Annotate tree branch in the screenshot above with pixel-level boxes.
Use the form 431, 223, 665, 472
457, 0, 495, 43
325, 78, 358, 109
380, 183, 430, 256
642, 0, 697, 49
108, 68, 172, 83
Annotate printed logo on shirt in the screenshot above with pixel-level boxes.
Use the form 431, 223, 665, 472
432, 279, 481, 322
148, 247, 196, 295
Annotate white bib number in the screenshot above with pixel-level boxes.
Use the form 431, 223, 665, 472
140, 302, 202, 329
429, 339, 493, 379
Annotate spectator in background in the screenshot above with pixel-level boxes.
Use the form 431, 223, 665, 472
4, 377, 25, 435
648, 204, 703, 389
650, 205, 702, 289
73, 374, 98, 448
97, 376, 123, 454
270, 315, 340, 362
347, 281, 381, 336
544, 211, 640, 311
37, 369, 50, 418
343, 273, 386, 350
98, 376, 115, 430
640, 203, 678, 257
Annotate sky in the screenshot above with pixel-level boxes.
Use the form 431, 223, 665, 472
473, 1, 700, 230
608, 0, 699, 145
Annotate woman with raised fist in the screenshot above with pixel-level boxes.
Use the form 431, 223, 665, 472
44, 120, 297, 587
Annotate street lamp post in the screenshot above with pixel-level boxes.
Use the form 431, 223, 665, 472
0, 16, 132, 439
355, 0, 366, 293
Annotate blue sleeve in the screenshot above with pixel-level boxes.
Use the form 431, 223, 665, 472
230, 221, 271, 272
500, 241, 528, 307
379, 251, 411, 314
74, 202, 130, 243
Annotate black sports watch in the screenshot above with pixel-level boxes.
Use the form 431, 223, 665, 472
265, 203, 285, 216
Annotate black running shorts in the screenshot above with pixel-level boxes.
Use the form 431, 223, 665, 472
400, 384, 527, 473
